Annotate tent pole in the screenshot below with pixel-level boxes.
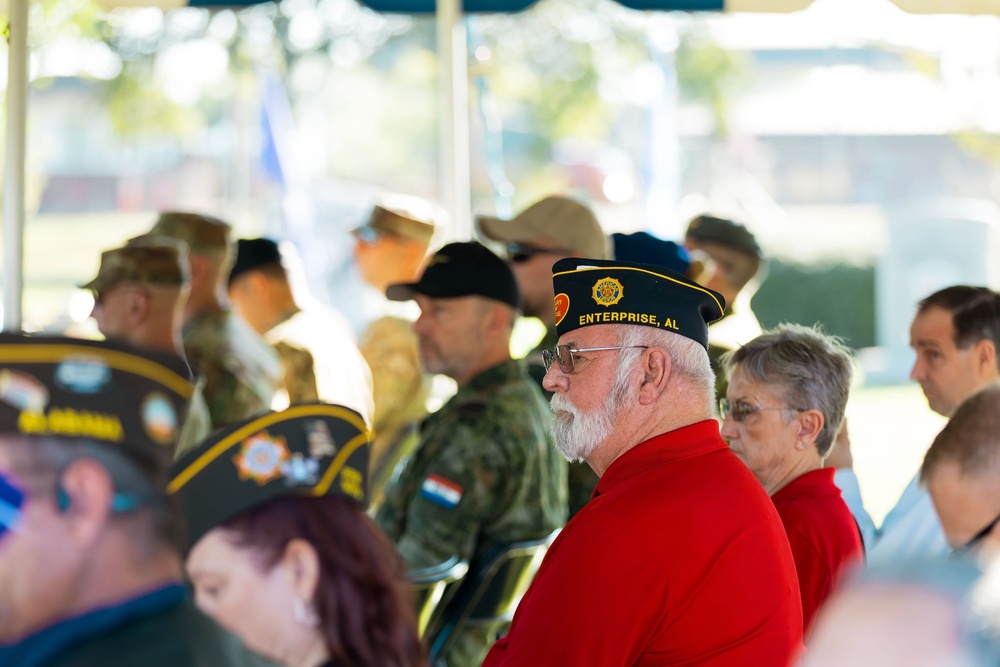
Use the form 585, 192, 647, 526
437, 0, 471, 240
3, 0, 28, 332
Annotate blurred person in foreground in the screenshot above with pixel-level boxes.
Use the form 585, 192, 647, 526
169, 404, 424, 667
804, 559, 1000, 667
483, 258, 802, 665
684, 215, 765, 400
477, 195, 609, 518
921, 381, 1000, 557
721, 324, 863, 633
83, 239, 212, 457
350, 204, 437, 508
830, 286, 1000, 564
376, 242, 567, 667
144, 211, 282, 428
0, 334, 250, 666
228, 237, 374, 424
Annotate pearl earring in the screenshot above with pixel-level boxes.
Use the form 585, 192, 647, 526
293, 597, 319, 628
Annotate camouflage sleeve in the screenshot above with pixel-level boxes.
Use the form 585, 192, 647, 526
272, 342, 319, 405
392, 417, 511, 570
174, 380, 213, 459
359, 317, 425, 434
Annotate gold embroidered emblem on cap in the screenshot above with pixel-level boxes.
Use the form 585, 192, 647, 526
591, 277, 624, 307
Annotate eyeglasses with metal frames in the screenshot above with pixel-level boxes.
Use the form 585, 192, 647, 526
718, 398, 804, 423
542, 344, 649, 374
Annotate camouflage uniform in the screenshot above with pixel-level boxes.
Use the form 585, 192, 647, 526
182, 309, 282, 428
376, 359, 568, 667
525, 325, 599, 519
359, 315, 429, 511
175, 378, 212, 458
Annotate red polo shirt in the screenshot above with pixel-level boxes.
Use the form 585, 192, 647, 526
483, 420, 803, 667
771, 467, 863, 634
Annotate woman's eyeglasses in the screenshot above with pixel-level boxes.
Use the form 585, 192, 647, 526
718, 398, 803, 422
542, 344, 649, 374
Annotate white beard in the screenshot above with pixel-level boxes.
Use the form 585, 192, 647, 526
550, 392, 617, 463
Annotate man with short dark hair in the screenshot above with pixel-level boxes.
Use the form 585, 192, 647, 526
376, 242, 567, 667
228, 237, 373, 423
145, 212, 282, 429
921, 382, 1000, 556
834, 286, 1000, 564
0, 335, 251, 666
484, 258, 802, 665
477, 195, 609, 516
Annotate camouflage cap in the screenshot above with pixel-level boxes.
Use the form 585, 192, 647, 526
0, 333, 194, 468
168, 403, 369, 549
477, 195, 610, 260
148, 211, 232, 254
685, 215, 763, 259
353, 205, 435, 245
80, 242, 190, 294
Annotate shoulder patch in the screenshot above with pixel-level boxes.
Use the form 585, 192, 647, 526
421, 474, 464, 510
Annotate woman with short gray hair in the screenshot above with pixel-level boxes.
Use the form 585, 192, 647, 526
720, 323, 863, 635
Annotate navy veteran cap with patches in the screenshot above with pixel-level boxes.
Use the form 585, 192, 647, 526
551, 258, 726, 348
0, 334, 194, 465
168, 404, 369, 549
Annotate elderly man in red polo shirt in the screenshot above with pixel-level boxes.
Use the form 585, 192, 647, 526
483, 258, 803, 666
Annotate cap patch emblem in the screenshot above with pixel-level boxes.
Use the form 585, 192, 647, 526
305, 419, 338, 459
55, 356, 111, 394
591, 277, 624, 308
554, 293, 570, 326
281, 453, 320, 486
141, 393, 177, 446
234, 432, 290, 485
0, 370, 49, 413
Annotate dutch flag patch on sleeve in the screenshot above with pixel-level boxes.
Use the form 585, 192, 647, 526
421, 474, 464, 510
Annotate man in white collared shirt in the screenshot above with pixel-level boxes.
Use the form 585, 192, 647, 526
832, 285, 1000, 564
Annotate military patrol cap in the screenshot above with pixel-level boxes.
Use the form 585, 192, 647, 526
168, 404, 369, 549
612, 232, 691, 275
551, 258, 726, 348
476, 195, 611, 260
148, 211, 232, 254
80, 243, 189, 294
0, 334, 194, 465
353, 205, 435, 245
685, 215, 763, 259
228, 238, 282, 286
386, 241, 520, 310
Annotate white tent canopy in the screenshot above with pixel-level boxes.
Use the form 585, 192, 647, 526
4, 0, 1000, 330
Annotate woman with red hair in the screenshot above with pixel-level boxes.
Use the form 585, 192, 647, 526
169, 404, 424, 667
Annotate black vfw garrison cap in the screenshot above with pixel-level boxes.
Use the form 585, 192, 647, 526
551, 258, 726, 348
386, 241, 520, 310
0, 334, 194, 464
168, 404, 370, 549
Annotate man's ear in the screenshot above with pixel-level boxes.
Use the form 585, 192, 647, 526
796, 409, 825, 449
58, 458, 115, 547
126, 287, 150, 325
638, 347, 672, 406
973, 338, 998, 378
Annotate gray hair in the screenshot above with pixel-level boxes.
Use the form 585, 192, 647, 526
616, 324, 716, 413
721, 323, 853, 456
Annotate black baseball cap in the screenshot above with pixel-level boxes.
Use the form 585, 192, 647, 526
229, 238, 282, 286
386, 241, 520, 310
